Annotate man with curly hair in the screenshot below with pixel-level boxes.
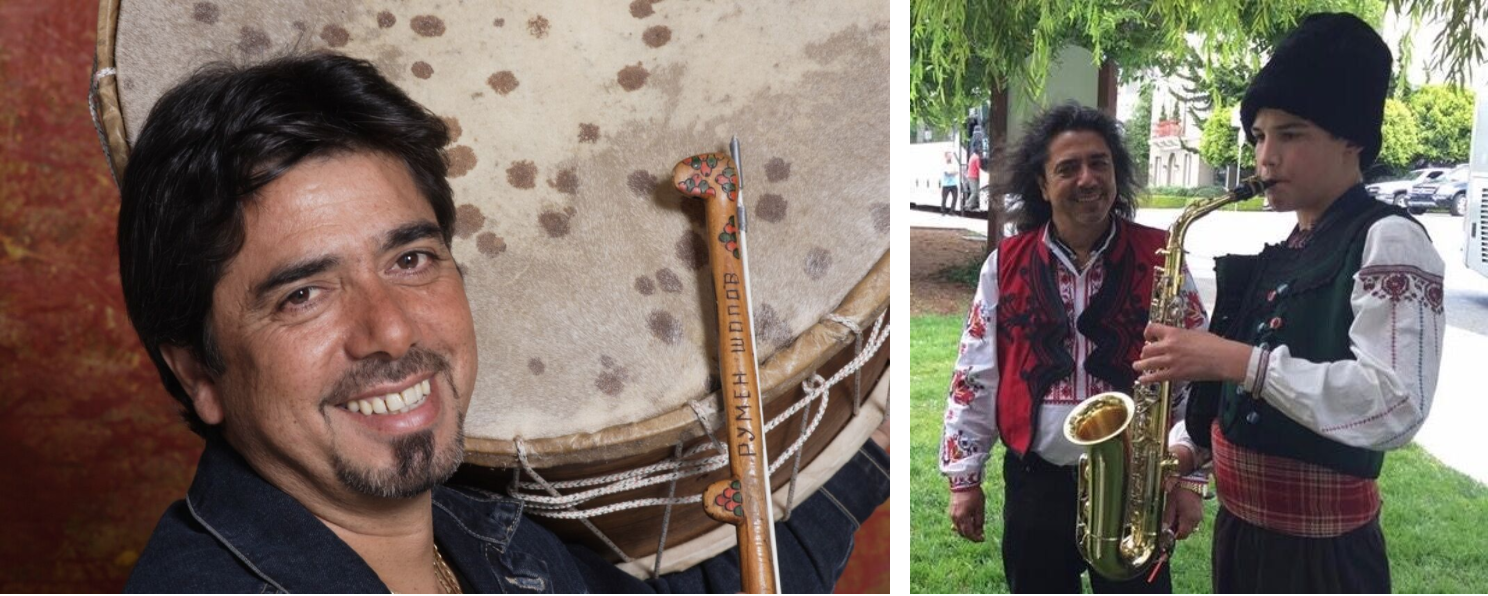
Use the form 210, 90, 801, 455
940, 102, 1209, 593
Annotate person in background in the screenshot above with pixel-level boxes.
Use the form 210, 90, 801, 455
965, 149, 983, 213
942, 151, 961, 215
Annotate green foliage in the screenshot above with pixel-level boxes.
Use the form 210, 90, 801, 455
1408, 84, 1475, 165
1141, 194, 1268, 210
1198, 102, 1238, 168
1384, 0, 1488, 88
1128, 84, 1155, 184
1148, 185, 1228, 198
910, 0, 1482, 135
937, 250, 989, 290
1378, 98, 1423, 170
910, 314, 1488, 593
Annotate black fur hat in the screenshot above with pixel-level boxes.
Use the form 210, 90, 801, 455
1240, 12, 1392, 168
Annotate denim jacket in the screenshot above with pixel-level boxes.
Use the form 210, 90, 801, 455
125, 438, 889, 593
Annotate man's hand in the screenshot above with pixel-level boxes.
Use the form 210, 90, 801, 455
948, 486, 986, 542
1133, 323, 1251, 385
1162, 479, 1204, 540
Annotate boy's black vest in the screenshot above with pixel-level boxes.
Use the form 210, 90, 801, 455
1186, 185, 1420, 479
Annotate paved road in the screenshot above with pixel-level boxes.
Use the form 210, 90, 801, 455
908, 205, 1488, 484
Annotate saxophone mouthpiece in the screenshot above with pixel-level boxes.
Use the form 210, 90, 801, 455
1234, 177, 1278, 201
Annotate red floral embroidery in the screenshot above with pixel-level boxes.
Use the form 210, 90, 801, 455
943, 436, 964, 462
966, 299, 986, 339
1358, 265, 1444, 314
949, 369, 977, 405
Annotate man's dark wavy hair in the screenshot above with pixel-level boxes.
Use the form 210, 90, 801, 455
994, 102, 1139, 233
117, 53, 455, 436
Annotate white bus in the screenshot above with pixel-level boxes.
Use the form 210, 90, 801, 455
1464, 91, 1488, 277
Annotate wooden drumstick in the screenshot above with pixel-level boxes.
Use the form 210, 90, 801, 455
672, 138, 780, 594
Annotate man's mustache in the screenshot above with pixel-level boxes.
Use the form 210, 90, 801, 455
321, 347, 450, 407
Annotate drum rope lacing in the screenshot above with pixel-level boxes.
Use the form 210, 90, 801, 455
507, 310, 887, 573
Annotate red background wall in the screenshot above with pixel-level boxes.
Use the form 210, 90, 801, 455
0, 0, 887, 591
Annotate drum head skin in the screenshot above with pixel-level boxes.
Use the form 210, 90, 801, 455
110, 0, 889, 456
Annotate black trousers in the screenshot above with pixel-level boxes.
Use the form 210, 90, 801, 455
1212, 506, 1389, 593
1001, 450, 1173, 594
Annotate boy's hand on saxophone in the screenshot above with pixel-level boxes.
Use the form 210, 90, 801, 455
1134, 323, 1251, 385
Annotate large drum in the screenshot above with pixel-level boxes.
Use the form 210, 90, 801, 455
93, 0, 889, 578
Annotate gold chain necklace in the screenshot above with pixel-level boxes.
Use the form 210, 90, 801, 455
433, 543, 462, 594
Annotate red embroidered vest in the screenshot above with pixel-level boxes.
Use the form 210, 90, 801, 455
994, 219, 1168, 456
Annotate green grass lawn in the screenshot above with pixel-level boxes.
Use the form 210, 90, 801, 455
910, 314, 1488, 593
1140, 195, 1268, 211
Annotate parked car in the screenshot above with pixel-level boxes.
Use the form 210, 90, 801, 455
1407, 164, 1470, 215
1367, 167, 1448, 207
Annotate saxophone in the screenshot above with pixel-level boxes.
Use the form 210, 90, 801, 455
1062, 176, 1272, 581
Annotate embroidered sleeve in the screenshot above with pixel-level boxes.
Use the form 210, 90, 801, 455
941, 250, 1001, 491
1255, 216, 1444, 450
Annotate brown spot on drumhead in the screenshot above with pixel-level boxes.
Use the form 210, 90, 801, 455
757, 193, 787, 223
292, 21, 307, 33
643, 26, 671, 48
238, 27, 270, 55
548, 169, 579, 195
441, 117, 462, 143
377, 11, 396, 28
454, 204, 485, 239
563, 205, 577, 217
445, 146, 476, 177
635, 276, 656, 295
493, 18, 505, 27
321, 24, 350, 47
628, 170, 657, 197
411, 15, 446, 37
528, 358, 545, 375
527, 15, 550, 38
476, 232, 507, 257
578, 123, 600, 143
600, 355, 617, 368
487, 71, 519, 95
805, 247, 832, 280
676, 232, 708, 269
617, 63, 649, 91
411, 61, 434, 79
655, 268, 682, 293
629, 0, 655, 18
192, 2, 219, 24
596, 366, 630, 396
765, 157, 790, 182
871, 202, 890, 234
754, 303, 791, 350
648, 310, 681, 345
539, 211, 570, 237
507, 161, 536, 189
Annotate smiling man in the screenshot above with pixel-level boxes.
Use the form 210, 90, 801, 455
940, 103, 1209, 593
118, 53, 887, 593
1136, 13, 1444, 593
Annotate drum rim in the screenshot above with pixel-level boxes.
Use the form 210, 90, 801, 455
92, 0, 129, 183
463, 251, 888, 468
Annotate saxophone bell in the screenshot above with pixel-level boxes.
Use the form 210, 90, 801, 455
1063, 177, 1268, 581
